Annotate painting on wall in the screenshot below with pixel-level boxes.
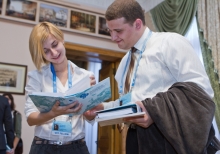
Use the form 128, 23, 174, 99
70, 10, 96, 33
39, 3, 68, 27
5, 0, 37, 21
0, 62, 27, 95
98, 16, 110, 36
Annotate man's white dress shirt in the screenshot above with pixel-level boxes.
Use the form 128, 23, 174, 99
104, 28, 214, 109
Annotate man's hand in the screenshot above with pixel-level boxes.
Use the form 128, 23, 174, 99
123, 101, 154, 128
83, 103, 104, 121
90, 75, 96, 86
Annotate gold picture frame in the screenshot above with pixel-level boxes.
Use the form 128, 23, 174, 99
39, 3, 68, 28
70, 9, 96, 33
5, 0, 37, 21
0, 62, 27, 95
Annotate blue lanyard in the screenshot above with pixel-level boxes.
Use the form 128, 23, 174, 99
119, 30, 152, 95
50, 61, 72, 93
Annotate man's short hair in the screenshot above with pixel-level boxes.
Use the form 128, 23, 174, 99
105, 0, 145, 25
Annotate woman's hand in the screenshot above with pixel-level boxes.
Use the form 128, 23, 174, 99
50, 101, 83, 117
27, 101, 83, 126
123, 101, 154, 128
6, 148, 14, 154
83, 103, 104, 121
90, 75, 96, 86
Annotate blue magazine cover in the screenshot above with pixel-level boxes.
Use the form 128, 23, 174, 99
29, 77, 111, 115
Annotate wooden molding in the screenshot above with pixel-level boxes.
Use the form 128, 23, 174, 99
65, 42, 125, 63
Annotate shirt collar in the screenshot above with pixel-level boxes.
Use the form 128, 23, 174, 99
133, 27, 150, 52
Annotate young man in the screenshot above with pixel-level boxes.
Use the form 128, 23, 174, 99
84, 0, 220, 153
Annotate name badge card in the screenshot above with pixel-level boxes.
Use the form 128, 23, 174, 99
51, 121, 72, 137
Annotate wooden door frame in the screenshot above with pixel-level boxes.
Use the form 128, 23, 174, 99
65, 42, 125, 63
65, 42, 126, 154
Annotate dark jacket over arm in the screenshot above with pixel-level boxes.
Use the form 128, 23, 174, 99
130, 82, 219, 154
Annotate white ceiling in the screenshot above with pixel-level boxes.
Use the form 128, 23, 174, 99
62, 0, 164, 13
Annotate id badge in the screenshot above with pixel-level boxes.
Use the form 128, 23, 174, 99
51, 121, 72, 137
120, 92, 132, 105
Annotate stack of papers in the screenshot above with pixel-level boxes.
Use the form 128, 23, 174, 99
29, 76, 111, 115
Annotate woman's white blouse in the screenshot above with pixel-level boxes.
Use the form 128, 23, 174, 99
25, 61, 94, 141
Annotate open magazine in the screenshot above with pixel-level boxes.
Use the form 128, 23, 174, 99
29, 76, 111, 115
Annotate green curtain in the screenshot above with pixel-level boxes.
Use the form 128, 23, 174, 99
150, 0, 198, 35
197, 16, 220, 128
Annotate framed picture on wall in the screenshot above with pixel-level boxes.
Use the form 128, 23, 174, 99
5, 0, 37, 21
0, 62, 27, 95
70, 10, 96, 33
39, 3, 68, 28
98, 16, 110, 36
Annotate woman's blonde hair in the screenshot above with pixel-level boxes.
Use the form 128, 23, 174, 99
29, 22, 64, 71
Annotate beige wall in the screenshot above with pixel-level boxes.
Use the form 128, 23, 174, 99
0, 19, 125, 154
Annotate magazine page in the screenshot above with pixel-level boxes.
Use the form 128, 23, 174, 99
29, 77, 111, 114
65, 74, 90, 96
30, 74, 90, 97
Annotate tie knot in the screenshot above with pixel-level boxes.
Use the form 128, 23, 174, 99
131, 47, 137, 53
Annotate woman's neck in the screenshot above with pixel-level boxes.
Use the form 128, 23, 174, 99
53, 59, 68, 73
52, 59, 69, 86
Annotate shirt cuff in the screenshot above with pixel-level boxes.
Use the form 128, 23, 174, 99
103, 99, 120, 110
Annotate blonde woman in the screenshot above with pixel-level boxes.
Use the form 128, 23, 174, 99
25, 22, 95, 154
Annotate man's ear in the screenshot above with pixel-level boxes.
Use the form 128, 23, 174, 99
135, 19, 142, 29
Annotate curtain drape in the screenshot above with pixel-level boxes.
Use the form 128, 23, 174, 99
150, 0, 198, 35
186, 16, 219, 139
197, 0, 220, 78
197, 18, 220, 129
197, 0, 220, 128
